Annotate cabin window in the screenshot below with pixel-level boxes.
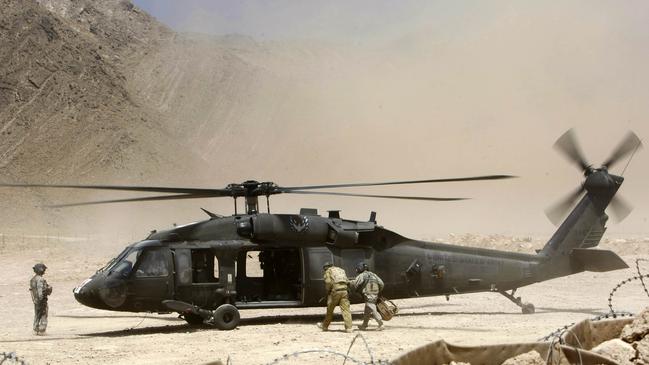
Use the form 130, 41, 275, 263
135, 249, 169, 277
245, 251, 263, 278
191, 249, 219, 283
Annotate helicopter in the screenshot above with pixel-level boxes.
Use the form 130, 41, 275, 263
0, 130, 641, 330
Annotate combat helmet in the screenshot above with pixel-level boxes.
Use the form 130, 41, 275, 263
322, 261, 333, 270
33, 263, 47, 274
355, 261, 368, 273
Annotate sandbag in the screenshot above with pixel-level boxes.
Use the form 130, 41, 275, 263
392, 340, 620, 365
392, 317, 634, 365
562, 317, 633, 350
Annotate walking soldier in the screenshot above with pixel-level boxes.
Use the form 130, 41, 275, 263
350, 262, 384, 330
318, 262, 353, 333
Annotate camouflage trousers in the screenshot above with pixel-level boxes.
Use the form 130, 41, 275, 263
322, 289, 352, 330
361, 294, 383, 327
33, 301, 48, 334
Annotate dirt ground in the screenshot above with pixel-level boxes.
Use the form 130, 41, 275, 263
1, 235, 649, 365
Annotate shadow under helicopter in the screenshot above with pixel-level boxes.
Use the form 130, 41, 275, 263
71, 305, 605, 338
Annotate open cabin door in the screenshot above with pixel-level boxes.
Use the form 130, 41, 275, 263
235, 247, 303, 308
173, 248, 229, 310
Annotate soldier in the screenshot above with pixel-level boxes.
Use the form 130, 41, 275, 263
350, 261, 384, 331
318, 262, 353, 333
29, 263, 52, 335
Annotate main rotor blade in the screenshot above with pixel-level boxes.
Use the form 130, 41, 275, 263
609, 195, 633, 223
286, 190, 468, 201
281, 175, 516, 191
602, 131, 643, 169
554, 129, 590, 171
0, 183, 230, 196
545, 185, 585, 225
46, 194, 215, 208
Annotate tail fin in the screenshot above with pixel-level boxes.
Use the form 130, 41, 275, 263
539, 192, 609, 257
538, 181, 629, 275
537, 129, 640, 274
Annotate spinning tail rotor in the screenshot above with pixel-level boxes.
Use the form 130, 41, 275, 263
545, 129, 642, 225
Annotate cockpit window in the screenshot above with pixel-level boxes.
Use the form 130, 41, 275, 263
110, 249, 140, 277
99, 248, 130, 273
135, 249, 169, 277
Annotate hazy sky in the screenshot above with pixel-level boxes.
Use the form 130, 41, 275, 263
124, 1, 649, 237
132, 0, 490, 44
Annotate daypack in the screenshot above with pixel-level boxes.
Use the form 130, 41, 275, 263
376, 296, 399, 321
329, 266, 348, 284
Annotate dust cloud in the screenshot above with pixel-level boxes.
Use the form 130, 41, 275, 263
121, 1, 649, 239
3, 1, 649, 242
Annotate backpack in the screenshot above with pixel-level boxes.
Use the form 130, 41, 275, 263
329, 266, 348, 284
376, 296, 399, 321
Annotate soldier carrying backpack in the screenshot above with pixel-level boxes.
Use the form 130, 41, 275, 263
350, 261, 385, 331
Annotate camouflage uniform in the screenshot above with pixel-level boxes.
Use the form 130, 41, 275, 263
351, 267, 384, 330
320, 264, 352, 332
29, 264, 52, 335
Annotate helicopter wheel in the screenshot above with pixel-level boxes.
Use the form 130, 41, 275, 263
183, 313, 205, 325
213, 304, 240, 330
521, 303, 535, 314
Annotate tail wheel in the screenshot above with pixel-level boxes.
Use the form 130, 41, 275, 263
521, 303, 535, 314
213, 304, 240, 330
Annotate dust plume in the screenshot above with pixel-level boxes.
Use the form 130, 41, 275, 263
2, 0, 648, 241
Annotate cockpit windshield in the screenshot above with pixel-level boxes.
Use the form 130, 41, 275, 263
100, 247, 141, 277
98, 248, 129, 273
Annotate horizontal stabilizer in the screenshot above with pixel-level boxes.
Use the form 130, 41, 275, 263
570, 249, 628, 272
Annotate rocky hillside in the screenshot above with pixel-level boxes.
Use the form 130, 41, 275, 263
0, 0, 218, 229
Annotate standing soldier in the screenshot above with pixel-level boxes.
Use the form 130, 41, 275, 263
350, 262, 384, 331
29, 263, 52, 335
318, 262, 353, 333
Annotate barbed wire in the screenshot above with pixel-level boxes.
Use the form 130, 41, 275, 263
608, 258, 649, 314
343, 333, 374, 365
262, 333, 389, 365
540, 258, 649, 342
0, 352, 28, 365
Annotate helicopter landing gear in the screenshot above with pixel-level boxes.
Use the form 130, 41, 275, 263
210, 304, 240, 330
182, 313, 205, 325
499, 289, 535, 314
164, 300, 241, 329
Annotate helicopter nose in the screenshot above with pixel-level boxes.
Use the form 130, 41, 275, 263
73, 278, 105, 309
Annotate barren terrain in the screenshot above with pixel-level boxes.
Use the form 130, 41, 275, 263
2, 1, 649, 364
2, 235, 649, 364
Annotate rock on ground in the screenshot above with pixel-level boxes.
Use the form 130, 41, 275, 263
591, 339, 635, 365
621, 307, 649, 342
633, 336, 649, 365
501, 350, 545, 365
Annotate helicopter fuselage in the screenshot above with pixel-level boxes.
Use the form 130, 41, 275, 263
74, 211, 558, 315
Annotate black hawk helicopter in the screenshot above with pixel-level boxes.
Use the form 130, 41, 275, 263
0, 130, 641, 330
